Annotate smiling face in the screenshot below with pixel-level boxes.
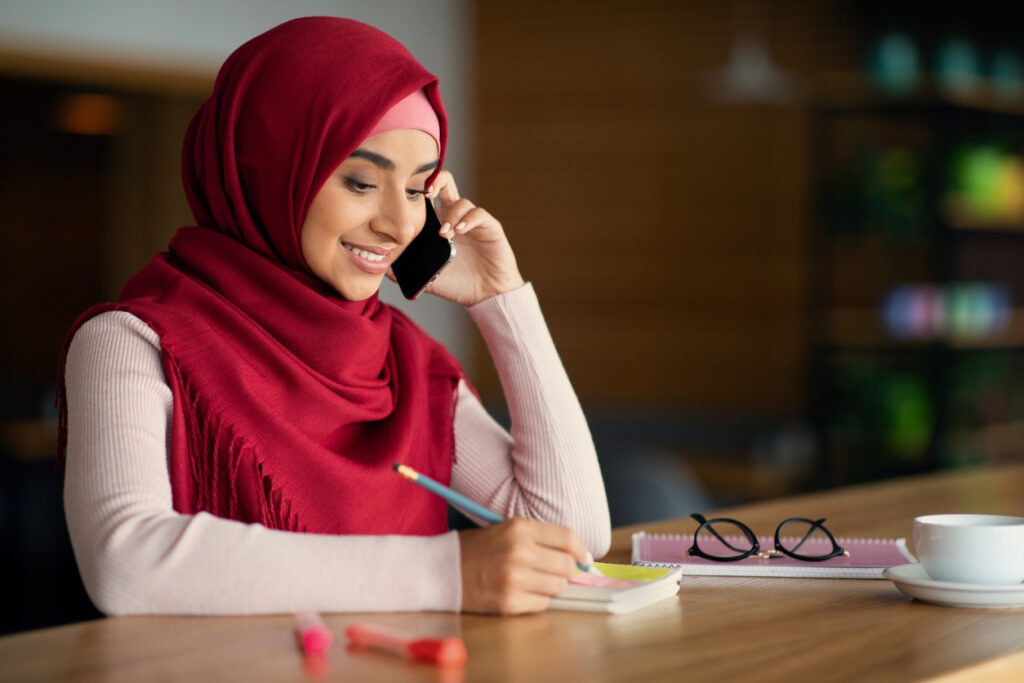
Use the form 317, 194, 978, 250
300, 128, 439, 300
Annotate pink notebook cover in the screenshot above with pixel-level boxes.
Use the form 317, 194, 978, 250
631, 531, 915, 579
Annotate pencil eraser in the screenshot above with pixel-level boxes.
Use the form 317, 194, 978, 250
408, 637, 467, 667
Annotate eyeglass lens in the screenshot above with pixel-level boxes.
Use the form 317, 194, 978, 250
693, 520, 757, 560
774, 518, 840, 559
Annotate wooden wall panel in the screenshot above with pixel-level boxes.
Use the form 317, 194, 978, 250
472, 0, 862, 418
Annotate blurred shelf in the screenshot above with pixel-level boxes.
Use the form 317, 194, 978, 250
943, 197, 1024, 233
820, 307, 1024, 350
945, 216, 1024, 235
813, 71, 1024, 116
951, 420, 1024, 463
809, 72, 1024, 485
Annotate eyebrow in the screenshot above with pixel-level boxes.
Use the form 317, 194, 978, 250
348, 148, 439, 175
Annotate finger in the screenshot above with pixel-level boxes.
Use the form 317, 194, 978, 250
525, 522, 593, 573
427, 169, 453, 196
491, 562, 569, 613
435, 171, 461, 211
494, 519, 574, 575
451, 207, 502, 236
523, 570, 571, 598
528, 544, 580, 579
440, 199, 484, 236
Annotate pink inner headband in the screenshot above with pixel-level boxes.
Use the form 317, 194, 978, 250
366, 88, 440, 150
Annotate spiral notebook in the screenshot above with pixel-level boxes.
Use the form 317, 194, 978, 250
632, 531, 915, 579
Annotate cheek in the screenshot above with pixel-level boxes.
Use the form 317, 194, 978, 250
299, 210, 337, 274
300, 192, 343, 260
298, 218, 319, 270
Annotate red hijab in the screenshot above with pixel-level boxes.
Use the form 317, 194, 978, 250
59, 17, 464, 535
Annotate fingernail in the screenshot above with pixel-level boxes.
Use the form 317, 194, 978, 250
455, 222, 466, 233
584, 552, 594, 566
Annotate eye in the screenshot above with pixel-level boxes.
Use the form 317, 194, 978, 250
344, 177, 376, 194
406, 188, 428, 200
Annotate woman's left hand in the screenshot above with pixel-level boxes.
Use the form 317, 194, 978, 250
409, 170, 524, 307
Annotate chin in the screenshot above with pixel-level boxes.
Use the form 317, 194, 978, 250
334, 281, 381, 301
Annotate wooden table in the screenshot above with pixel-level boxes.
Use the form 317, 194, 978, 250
4, 465, 1024, 683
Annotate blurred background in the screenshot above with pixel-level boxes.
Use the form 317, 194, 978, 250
2, 0, 1024, 633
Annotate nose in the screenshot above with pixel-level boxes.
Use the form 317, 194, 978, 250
371, 191, 419, 245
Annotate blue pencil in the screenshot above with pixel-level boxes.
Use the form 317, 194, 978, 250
392, 463, 598, 574
393, 463, 504, 524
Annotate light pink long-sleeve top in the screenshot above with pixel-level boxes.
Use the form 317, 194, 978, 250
62, 284, 611, 615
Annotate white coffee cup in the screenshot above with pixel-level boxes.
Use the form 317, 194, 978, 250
914, 514, 1024, 585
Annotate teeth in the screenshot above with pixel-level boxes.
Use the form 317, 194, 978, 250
344, 244, 385, 262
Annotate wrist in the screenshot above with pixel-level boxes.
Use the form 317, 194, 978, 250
471, 274, 526, 306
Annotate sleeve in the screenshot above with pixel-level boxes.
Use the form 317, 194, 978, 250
449, 283, 612, 557
62, 311, 462, 616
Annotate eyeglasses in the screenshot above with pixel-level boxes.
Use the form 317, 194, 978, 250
688, 513, 849, 562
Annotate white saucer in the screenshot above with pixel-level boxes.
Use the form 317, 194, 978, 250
883, 563, 1024, 608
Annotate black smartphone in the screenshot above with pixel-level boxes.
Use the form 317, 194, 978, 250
393, 198, 456, 300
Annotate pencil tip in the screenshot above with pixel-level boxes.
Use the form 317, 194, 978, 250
391, 463, 400, 471
393, 463, 417, 481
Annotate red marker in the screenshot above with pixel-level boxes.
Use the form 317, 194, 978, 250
345, 623, 467, 668
294, 611, 334, 656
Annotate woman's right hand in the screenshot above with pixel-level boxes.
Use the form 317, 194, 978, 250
457, 518, 593, 615
415, 171, 525, 307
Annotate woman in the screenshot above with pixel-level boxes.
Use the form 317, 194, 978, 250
59, 16, 609, 616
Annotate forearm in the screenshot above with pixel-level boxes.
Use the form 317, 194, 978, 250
64, 312, 462, 615
65, 501, 461, 616
451, 284, 611, 556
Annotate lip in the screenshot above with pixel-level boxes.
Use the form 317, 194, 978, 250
342, 241, 392, 275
